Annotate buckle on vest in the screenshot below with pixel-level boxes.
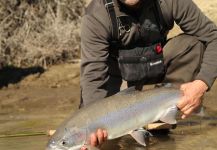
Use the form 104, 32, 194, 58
105, 2, 114, 9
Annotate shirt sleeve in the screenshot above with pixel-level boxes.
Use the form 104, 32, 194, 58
172, 0, 217, 89
80, 13, 111, 106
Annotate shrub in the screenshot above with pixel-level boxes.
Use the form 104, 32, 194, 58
0, 0, 85, 68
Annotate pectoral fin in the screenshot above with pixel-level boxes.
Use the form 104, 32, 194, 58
130, 128, 152, 146
160, 106, 177, 124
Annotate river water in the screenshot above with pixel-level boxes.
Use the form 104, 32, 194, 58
0, 105, 216, 150
0, 80, 216, 150
101, 112, 217, 150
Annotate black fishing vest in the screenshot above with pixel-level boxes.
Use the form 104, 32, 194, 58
104, 0, 168, 83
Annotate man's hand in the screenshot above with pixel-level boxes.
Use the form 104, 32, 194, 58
89, 129, 108, 147
177, 80, 208, 119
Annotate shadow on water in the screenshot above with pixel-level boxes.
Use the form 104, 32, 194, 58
0, 66, 44, 88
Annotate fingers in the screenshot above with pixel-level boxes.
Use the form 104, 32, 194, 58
97, 129, 104, 144
177, 95, 188, 110
178, 82, 203, 119
181, 106, 195, 119
90, 133, 98, 146
179, 100, 201, 119
180, 104, 192, 113
181, 114, 187, 119
177, 84, 188, 109
180, 84, 187, 91
89, 129, 108, 147
180, 103, 201, 119
102, 130, 108, 140
80, 146, 88, 150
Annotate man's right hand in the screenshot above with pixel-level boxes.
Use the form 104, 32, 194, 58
89, 129, 108, 147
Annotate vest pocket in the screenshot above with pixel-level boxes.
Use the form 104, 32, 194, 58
118, 44, 165, 82
118, 56, 148, 81
147, 59, 165, 79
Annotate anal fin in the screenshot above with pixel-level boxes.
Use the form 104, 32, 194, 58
130, 128, 152, 146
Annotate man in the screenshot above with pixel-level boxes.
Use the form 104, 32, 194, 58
80, 0, 217, 147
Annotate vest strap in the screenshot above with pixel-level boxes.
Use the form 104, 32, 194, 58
104, 0, 119, 41
153, 0, 168, 35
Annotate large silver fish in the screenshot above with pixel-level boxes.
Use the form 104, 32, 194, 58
47, 86, 181, 150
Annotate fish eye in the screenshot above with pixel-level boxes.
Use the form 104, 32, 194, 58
61, 139, 72, 146
62, 140, 67, 145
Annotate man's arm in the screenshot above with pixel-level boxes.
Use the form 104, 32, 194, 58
80, 13, 111, 106
80, 1, 112, 146
172, 0, 217, 88
171, 0, 217, 117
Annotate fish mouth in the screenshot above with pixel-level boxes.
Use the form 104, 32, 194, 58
46, 141, 65, 150
46, 146, 80, 150
46, 144, 60, 150
46, 143, 80, 150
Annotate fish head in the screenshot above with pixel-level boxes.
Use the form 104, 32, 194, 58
46, 126, 87, 150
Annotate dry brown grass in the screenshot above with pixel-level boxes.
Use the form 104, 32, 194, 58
0, 0, 85, 68
0, 0, 216, 69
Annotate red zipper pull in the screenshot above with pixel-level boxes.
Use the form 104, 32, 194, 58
155, 43, 163, 54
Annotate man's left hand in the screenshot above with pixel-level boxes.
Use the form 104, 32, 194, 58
177, 80, 208, 119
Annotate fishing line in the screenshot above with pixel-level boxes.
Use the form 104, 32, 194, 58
0, 132, 46, 138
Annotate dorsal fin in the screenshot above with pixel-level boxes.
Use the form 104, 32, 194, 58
117, 86, 138, 95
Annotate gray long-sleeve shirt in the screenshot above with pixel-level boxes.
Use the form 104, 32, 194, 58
80, 0, 217, 105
